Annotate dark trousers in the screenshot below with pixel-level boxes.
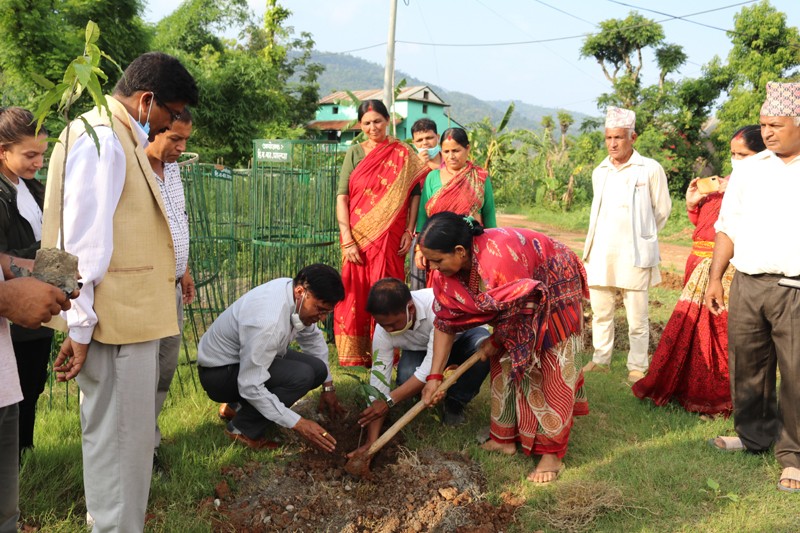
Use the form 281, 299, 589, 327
0, 404, 19, 533
396, 327, 490, 406
12, 335, 52, 452
728, 272, 800, 468
198, 349, 327, 440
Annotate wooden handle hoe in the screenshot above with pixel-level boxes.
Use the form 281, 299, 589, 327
344, 349, 485, 479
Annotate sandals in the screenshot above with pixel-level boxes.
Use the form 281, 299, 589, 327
778, 467, 800, 493
528, 463, 565, 484
708, 436, 745, 452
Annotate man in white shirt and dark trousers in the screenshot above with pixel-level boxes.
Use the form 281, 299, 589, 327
198, 264, 345, 453
347, 278, 490, 458
145, 109, 196, 474
582, 106, 672, 384
706, 81, 800, 492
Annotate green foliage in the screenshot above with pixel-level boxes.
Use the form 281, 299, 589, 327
713, 0, 800, 173
0, 0, 148, 115
342, 353, 388, 407
581, 9, 733, 194
153, 0, 321, 166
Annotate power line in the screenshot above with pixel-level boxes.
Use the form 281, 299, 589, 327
336, 0, 761, 51
531, 0, 596, 27
607, 0, 755, 34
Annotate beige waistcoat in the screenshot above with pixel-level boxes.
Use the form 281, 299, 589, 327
41, 96, 178, 344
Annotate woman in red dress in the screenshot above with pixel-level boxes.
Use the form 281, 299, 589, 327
334, 100, 429, 366
632, 126, 766, 415
419, 212, 588, 483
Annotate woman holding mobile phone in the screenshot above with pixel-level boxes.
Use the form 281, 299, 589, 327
633, 125, 765, 418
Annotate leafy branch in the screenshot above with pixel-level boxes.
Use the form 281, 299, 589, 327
30, 21, 120, 251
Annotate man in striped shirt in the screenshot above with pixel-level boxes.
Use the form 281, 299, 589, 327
198, 264, 345, 451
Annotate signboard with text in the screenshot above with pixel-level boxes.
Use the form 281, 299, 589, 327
254, 140, 291, 163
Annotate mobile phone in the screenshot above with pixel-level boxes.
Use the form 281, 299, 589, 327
696, 176, 720, 194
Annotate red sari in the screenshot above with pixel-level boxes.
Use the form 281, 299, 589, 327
334, 139, 428, 366
432, 228, 589, 456
632, 192, 734, 416
425, 162, 487, 220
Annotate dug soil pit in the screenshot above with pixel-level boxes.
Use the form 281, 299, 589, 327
209, 403, 520, 532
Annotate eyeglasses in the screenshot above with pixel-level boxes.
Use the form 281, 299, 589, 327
155, 96, 182, 122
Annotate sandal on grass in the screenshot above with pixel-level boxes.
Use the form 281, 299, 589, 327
777, 467, 800, 493
708, 436, 745, 452
527, 463, 565, 484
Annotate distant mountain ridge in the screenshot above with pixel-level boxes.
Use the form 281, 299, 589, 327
310, 51, 594, 132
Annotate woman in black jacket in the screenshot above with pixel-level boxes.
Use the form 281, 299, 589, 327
0, 107, 51, 455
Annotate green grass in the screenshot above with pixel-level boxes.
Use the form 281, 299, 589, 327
505, 198, 695, 247
21, 319, 800, 533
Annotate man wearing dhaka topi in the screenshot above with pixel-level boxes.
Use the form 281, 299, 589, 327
706, 81, 800, 493
582, 106, 672, 384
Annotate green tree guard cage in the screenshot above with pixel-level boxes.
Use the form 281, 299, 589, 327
250, 140, 341, 339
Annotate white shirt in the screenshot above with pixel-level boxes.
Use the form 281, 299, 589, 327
155, 162, 189, 278
583, 150, 671, 290
0, 270, 22, 408
715, 150, 800, 276
370, 289, 478, 399
15, 179, 42, 241
58, 120, 143, 344
197, 279, 332, 428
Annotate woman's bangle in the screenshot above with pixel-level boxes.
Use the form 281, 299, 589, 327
340, 240, 356, 249
488, 336, 500, 350
426, 373, 444, 382
405, 229, 415, 237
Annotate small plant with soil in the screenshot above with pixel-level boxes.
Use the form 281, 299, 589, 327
23, 21, 119, 294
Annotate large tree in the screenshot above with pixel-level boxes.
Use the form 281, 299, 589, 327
0, 0, 149, 110
153, 0, 321, 166
713, 1, 800, 163
581, 11, 726, 193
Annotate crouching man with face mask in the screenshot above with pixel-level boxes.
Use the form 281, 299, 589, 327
198, 264, 346, 452
346, 278, 490, 458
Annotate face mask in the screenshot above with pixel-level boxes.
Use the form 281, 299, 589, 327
291, 289, 307, 330
388, 305, 414, 336
730, 158, 742, 173
138, 93, 154, 135
416, 145, 440, 158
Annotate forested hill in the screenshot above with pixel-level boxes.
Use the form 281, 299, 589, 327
311, 51, 593, 131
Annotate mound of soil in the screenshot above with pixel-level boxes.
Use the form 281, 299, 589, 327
208, 404, 520, 532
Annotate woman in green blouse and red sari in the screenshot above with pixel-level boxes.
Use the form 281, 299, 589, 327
334, 99, 430, 366
413, 128, 496, 286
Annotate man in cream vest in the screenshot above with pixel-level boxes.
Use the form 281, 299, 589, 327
582, 107, 671, 384
43, 52, 198, 532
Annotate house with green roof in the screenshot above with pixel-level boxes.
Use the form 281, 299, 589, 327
308, 85, 462, 144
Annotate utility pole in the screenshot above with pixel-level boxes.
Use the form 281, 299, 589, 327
383, 0, 398, 136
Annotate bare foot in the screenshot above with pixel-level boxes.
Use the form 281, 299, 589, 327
527, 453, 564, 483
480, 439, 516, 455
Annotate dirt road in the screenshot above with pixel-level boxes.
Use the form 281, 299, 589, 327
496, 213, 691, 274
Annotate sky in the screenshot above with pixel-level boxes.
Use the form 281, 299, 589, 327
143, 0, 800, 116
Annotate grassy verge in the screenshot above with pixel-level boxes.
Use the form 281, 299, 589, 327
504, 199, 695, 247
20, 285, 797, 532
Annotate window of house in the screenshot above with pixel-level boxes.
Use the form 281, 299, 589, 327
423, 90, 429, 99
332, 106, 339, 114
422, 104, 428, 114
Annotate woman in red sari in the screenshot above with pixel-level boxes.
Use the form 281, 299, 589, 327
413, 127, 496, 287
334, 100, 429, 366
632, 126, 766, 416
419, 212, 588, 483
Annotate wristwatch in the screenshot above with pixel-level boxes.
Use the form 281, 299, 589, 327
385, 396, 395, 408
323, 384, 336, 393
